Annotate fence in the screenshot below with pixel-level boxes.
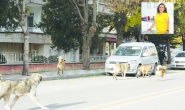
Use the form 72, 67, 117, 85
0, 52, 108, 64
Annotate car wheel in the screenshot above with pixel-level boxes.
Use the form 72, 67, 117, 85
171, 68, 175, 70
136, 65, 142, 78
106, 73, 113, 76
152, 64, 157, 75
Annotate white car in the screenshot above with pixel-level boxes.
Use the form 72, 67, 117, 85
105, 42, 159, 75
171, 51, 185, 69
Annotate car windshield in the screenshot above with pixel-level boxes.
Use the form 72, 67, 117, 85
112, 46, 142, 56
176, 52, 185, 57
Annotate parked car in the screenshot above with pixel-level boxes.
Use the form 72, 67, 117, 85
0, 53, 7, 64
48, 55, 58, 63
105, 42, 159, 75
31, 55, 47, 63
171, 51, 185, 69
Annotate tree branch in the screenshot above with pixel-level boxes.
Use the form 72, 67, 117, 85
71, 0, 83, 21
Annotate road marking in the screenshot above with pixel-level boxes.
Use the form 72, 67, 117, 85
80, 86, 185, 110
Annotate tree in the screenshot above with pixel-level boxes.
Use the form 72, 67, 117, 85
106, 0, 142, 46
38, 0, 82, 52
71, 0, 97, 70
90, 13, 113, 53
0, 0, 29, 75
174, 0, 185, 50
126, 12, 142, 42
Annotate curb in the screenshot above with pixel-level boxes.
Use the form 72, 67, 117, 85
2, 69, 106, 81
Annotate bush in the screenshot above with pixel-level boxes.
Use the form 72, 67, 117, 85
47, 55, 58, 63
0, 53, 7, 64
31, 55, 47, 63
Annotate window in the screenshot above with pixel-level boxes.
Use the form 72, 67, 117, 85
27, 16, 34, 32
142, 46, 149, 56
148, 46, 157, 56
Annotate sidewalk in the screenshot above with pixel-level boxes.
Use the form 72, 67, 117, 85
1, 64, 171, 81
2, 69, 106, 81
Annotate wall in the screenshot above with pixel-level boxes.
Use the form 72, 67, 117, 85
0, 62, 105, 74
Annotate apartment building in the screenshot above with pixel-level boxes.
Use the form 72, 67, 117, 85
0, 0, 79, 64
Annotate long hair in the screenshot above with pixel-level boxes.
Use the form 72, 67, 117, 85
157, 3, 167, 13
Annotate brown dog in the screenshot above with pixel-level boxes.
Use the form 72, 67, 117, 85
112, 63, 130, 80
57, 56, 65, 75
136, 65, 152, 78
155, 65, 167, 80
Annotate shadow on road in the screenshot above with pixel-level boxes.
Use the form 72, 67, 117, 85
28, 101, 87, 110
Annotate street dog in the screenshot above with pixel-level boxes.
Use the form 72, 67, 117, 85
112, 63, 130, 80
155, 65, 167, 80
57, 56, 65, 75
0, 73, 48, 110
0, 80, 19, 110
136, 65, 152, 78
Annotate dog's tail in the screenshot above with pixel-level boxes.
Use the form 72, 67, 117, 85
160, 66, 167, 77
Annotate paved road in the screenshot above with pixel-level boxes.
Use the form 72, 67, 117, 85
0, 69, 185, 110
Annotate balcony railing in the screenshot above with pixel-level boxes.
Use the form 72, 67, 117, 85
0, 52, 108, 64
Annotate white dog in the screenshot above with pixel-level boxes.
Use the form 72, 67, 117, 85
0, 73, 48, 110
155, 65, 167, 80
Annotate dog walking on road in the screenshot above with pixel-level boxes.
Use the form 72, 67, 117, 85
0, 73, 48, 110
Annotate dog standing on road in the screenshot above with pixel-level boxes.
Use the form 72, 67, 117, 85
136, 65, 152, 78
155, 65, 167, 80
0, 73, 48, 110
112, 63, 130, 80
57, 56, 65, 75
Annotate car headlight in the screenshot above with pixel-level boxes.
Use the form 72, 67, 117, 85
128, 60, 136, 64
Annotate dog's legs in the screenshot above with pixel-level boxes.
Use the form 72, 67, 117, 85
10, 95, 20, 109
142, 72, 144, 78
114, 74, 117, 80
121, 72, 123, 77
57, 68, 61, 75
57, 68, 59, 75
113, 73, 117, 80
28, 94, 48, 110
62, 68, 63, 74
4, 94, 11, 110
123, 71, 126, 79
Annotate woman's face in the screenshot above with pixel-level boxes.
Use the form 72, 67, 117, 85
159, 4, 165, 13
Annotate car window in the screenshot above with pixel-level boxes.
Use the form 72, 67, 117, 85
112, 46, 142, 56
176, 53, 185, 57
141, 46, 149, 56
148, 46, 157, 56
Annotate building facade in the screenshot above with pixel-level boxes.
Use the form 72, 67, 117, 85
0, 0, 80, 64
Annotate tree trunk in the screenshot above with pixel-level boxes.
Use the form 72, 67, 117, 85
82, 0, 97, 70
117, 29, 123, 46
115, 12, 126, 46
22, 34, 29, 75
82, 20, 91, 70
182, 34, 185, 51
167, 36, 171, 64
21, 0, 29, 75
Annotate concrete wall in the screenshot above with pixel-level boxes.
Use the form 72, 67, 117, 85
0, 62, 105, 74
